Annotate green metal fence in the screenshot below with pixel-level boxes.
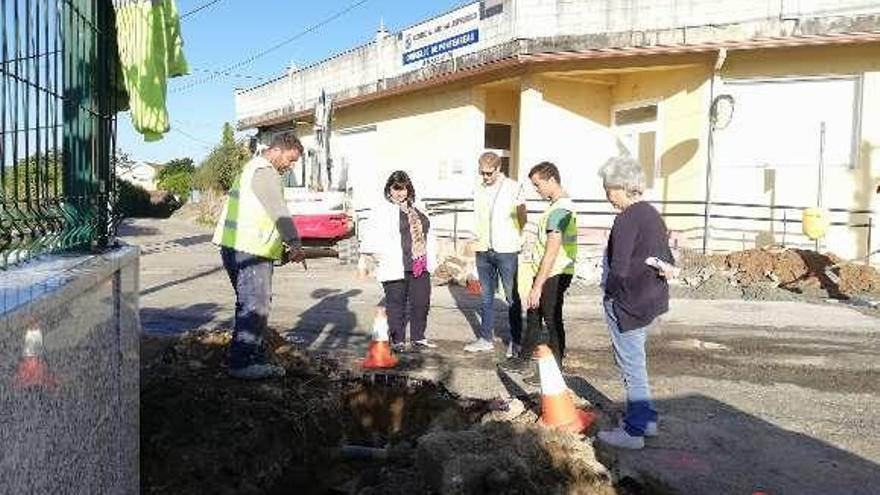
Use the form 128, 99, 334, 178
0, 0, 118, 269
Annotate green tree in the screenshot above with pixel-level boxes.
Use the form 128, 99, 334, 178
194, 141, 249, 192
222, 122, 235, 146
156, 157, 195, 200
1, 151, 63, 202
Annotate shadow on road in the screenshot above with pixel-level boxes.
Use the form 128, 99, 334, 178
564, 373, 880, 494
445, 283, 518, 345
141, 302, 228, 335
141, 266, 225, 296
283, 288, 366, 350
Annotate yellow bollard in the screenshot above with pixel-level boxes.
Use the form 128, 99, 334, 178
802, 207, 829, 241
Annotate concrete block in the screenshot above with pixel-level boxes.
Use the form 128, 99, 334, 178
0, 247, 139, 494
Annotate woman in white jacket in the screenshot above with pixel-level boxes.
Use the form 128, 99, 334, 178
359, 171, 439, 351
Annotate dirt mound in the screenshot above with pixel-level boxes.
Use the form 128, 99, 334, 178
712, 247, 880, 297
171, 190, 225, 226
141, 331, 621, 495
674, 247, 880, 300
417, 421, 613, 494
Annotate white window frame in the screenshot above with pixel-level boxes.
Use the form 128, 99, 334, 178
611, 99, 662, 178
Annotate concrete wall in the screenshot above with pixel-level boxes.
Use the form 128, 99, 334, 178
519, 75, 619, 202
513, 0, 879, 38
611, 65, 712, 235
709, 43, 880, 258
237, 0, 880, 129
236, 1, 517, 126
0, 247, 140, 493
283, 86, 487, 242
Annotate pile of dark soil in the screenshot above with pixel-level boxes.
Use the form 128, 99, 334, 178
141, 331, 626, 495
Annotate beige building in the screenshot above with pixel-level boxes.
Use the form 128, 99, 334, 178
236, 0, 880, 264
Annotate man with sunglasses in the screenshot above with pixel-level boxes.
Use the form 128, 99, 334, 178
465, 152, 527, 357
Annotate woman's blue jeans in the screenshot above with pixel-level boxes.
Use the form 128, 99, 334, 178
603, 300, 658, 436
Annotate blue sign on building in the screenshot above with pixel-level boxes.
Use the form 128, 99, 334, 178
402, 29, 480, 66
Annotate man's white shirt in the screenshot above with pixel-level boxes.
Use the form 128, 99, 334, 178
473, 175, 526, 253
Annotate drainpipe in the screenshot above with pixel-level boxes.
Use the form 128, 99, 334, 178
702, 48, 728, 254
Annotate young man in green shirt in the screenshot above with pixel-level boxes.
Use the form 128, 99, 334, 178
502, 162, 577, 375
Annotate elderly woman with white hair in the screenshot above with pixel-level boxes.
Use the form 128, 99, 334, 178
595, 156, 675, 450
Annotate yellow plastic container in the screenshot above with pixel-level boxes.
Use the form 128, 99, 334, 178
802, 207, 829, 240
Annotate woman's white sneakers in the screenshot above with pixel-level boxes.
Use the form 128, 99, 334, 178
412, 339, 437, 349
506, 342, 521, 358
598, 421, 658, 450
463, 338, 494, 353
597, 427, 644, 449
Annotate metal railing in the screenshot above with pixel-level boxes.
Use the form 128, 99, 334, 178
0, 0, 118, 269
420, 197, 877, 263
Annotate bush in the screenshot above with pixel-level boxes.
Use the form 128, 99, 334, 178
194, 142, 250, 193
116, 179, 180, 218
158, 170, 194, 200
157, 158, 195, 200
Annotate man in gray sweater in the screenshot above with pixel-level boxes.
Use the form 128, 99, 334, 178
213, 133, 305, 379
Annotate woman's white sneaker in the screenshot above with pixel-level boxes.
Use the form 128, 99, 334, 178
505, 342, 521, 358
463, 339, 494, 353
620, 419, 658, 437
598, 427, 645, 450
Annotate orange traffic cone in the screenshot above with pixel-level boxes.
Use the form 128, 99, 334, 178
361, 307, 398, 369
466, 265, 481, 295
535, 345, 596, 433
13, 325, 57, 391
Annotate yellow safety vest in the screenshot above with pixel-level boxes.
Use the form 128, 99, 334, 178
533, 197, 578, 277
212, 157, 284, 260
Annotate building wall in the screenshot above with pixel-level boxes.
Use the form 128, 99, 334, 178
710, 43, 880, 258
514, 0, 878, 38
519, 75, 617, 202
296, 86, 486, 212
610, 65, 712, 236
237, 0, 880, 129
282, 40, 880, 262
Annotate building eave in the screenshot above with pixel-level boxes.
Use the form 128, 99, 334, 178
239, 30, 880, 130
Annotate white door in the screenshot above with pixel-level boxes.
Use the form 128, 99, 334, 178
332, 126, 379, 212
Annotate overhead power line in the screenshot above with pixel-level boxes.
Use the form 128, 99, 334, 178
170, 124, 215, 147
181, 0, 226, 21
189, 67, 266, 80
173, 0, 372, 93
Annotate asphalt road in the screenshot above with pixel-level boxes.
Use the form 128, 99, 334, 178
124, 217, 880, 495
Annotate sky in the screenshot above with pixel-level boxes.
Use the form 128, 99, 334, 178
117, 0, 475, 165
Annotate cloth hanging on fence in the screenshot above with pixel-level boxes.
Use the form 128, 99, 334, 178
113, 0, 189, 141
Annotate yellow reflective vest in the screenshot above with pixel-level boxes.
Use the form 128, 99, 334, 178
533, 197, 578, 277
212, 157, 284, 260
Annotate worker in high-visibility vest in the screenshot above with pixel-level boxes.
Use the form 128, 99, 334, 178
212, 133, 305, 380
501, 161, 577, 378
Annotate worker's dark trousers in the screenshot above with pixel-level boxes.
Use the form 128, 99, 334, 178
382, 272, 431, 344
221, 246, 274, 369
521, 274, 572, 365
